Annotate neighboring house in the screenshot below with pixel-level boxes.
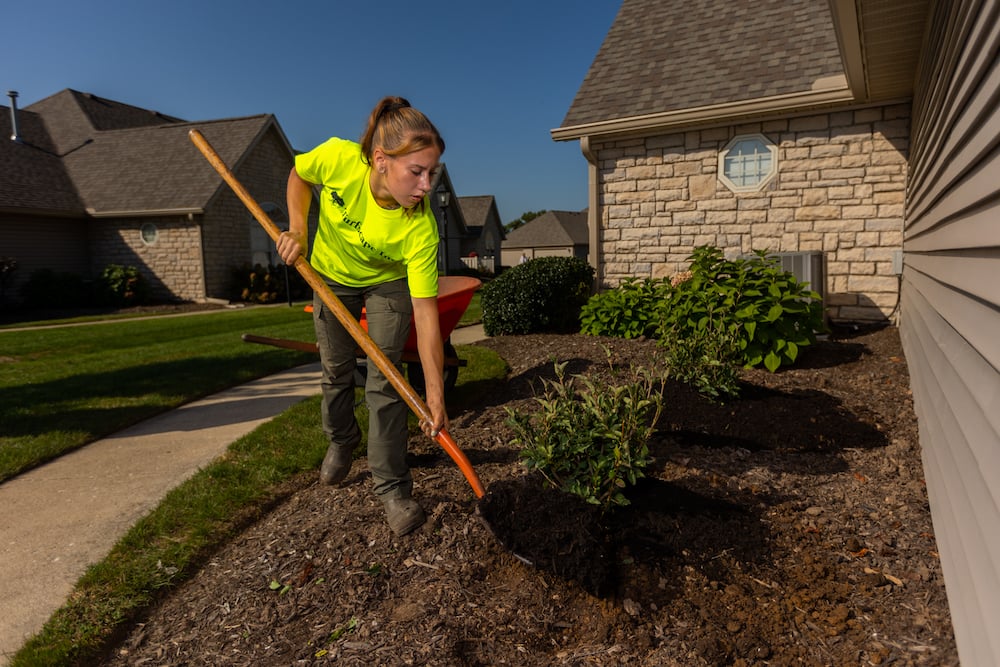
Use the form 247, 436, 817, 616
554, 1, 1000, 664
1, 89, 306, 304
500, 210, 589, 267
0, 89, 481, 304
426, 164, 505, 275
457, 195, 506, 272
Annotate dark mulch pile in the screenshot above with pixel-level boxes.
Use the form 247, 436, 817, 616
105, 326, 958, 666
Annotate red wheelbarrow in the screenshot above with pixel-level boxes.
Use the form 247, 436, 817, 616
242, 275, 481, 392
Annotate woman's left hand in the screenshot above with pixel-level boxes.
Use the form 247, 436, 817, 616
421, 393, 449, 438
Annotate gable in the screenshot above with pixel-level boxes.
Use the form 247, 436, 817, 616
62, 115, 276, 215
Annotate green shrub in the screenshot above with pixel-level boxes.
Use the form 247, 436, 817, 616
580, 277, 672, 339
508, 358, 664, 511
662, 315, 742, 401
481, 256, 594, 335
230, 263, 309, 304
98, 264, 150, 307
659, 246, 826, 379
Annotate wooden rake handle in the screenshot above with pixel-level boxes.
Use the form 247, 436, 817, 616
189, 129, 485, 498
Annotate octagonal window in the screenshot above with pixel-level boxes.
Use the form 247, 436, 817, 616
718, 134, 777, 193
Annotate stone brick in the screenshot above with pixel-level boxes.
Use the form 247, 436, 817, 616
790, 116, 829, 131
674, 161, 702, 176
796, 206, 841, 220
873, 190, 904, 204
854, 107, 883, 123
689, 174, 717, 200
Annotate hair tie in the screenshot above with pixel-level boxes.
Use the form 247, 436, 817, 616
376, 100, 411, 126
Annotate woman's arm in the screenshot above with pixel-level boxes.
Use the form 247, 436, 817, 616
412, 296, 448, 437
277, 167, 314, 264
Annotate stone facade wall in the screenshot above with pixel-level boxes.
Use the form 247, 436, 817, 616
594, 103, 910, 322
89, 215, 204, 301
201, 129, 296, 299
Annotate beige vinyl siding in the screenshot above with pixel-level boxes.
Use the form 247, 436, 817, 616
898, 0, 1000, 664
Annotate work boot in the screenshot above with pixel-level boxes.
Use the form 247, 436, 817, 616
382, 497, 426, 536
319, 443, 354, 486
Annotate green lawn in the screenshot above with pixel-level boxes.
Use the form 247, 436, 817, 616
4, 301, 507, 667
0, 305, 318, 482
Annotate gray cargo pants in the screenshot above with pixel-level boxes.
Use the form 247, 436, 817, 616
313, 278, 413, 499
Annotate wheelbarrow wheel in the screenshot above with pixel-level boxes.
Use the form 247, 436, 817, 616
407, 342, 459, 395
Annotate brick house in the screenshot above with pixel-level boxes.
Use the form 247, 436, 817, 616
554, 1, 1000, 664
554, 0, 915, 325
1, 89, 307, 304
1, 90, 491, 305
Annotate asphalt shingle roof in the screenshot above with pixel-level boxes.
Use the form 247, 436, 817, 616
63, 115, 273, 213
560, 0, 845, 128
458, 196, 495, 229
0, 106, 83, 214
503, 210, 588, 248
4, 89, 279, 216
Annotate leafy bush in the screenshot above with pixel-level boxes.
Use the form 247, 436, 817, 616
481, 256, 594, 335
662, 312, 742, 401
580, 277, 672, 339
508, 358, 664, 511
659, 246, 826, 376
231, 263, 309, 304
98, 264, 150, 307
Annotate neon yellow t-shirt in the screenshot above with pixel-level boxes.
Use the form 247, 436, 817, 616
295, 137, 440, 298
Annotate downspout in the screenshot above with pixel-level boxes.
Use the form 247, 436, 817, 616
7, 91, 21, 142
580, 135, 602, 290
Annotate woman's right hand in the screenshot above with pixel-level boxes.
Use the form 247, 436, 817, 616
276, 231, 305, 264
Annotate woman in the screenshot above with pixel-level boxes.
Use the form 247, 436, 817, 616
276, 96, 447, 537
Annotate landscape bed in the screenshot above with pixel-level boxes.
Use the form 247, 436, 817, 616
106, 326, 957, 666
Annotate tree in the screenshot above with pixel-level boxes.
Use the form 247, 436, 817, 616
505, 210, 547, 232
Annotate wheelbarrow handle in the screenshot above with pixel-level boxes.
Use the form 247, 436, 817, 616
189, 129, 485, 499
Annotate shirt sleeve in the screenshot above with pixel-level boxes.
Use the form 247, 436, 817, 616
294, 137, 352, 185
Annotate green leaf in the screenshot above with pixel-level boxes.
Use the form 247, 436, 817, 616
764, 351, 781, 372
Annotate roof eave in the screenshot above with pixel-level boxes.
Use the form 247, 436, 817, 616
86, 207, 204, 218
551, 84, 855, 142
827, 0, 869, 101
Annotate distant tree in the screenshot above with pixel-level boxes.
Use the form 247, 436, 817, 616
505, 210, 547, 232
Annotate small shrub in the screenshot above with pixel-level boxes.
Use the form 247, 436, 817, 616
508, 357, 664, 511
98, 264, 150, 307
481, 256, 594, 335
662, 316, 742, 401
580, 277, 672, 339
231, 263, 309, 304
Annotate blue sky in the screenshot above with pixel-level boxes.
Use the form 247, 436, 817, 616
5, 0, 620, 224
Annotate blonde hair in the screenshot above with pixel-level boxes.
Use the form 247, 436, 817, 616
359, 96, 445, 165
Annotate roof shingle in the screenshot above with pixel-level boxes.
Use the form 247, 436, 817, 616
560, 0, 844, 129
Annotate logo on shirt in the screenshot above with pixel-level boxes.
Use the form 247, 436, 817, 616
328, 188, 396, 262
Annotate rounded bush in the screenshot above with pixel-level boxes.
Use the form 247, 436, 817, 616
481, 257, 595, 335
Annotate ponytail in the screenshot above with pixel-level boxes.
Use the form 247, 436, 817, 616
360, 96, 445, 165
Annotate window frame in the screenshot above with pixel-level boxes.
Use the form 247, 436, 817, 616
717, 133, 778, 193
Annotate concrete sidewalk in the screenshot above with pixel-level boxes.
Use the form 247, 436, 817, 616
0, 323, 488, 663
0, 362, 323, 664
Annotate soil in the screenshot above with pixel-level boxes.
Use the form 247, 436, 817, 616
105, 325, 958, 666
